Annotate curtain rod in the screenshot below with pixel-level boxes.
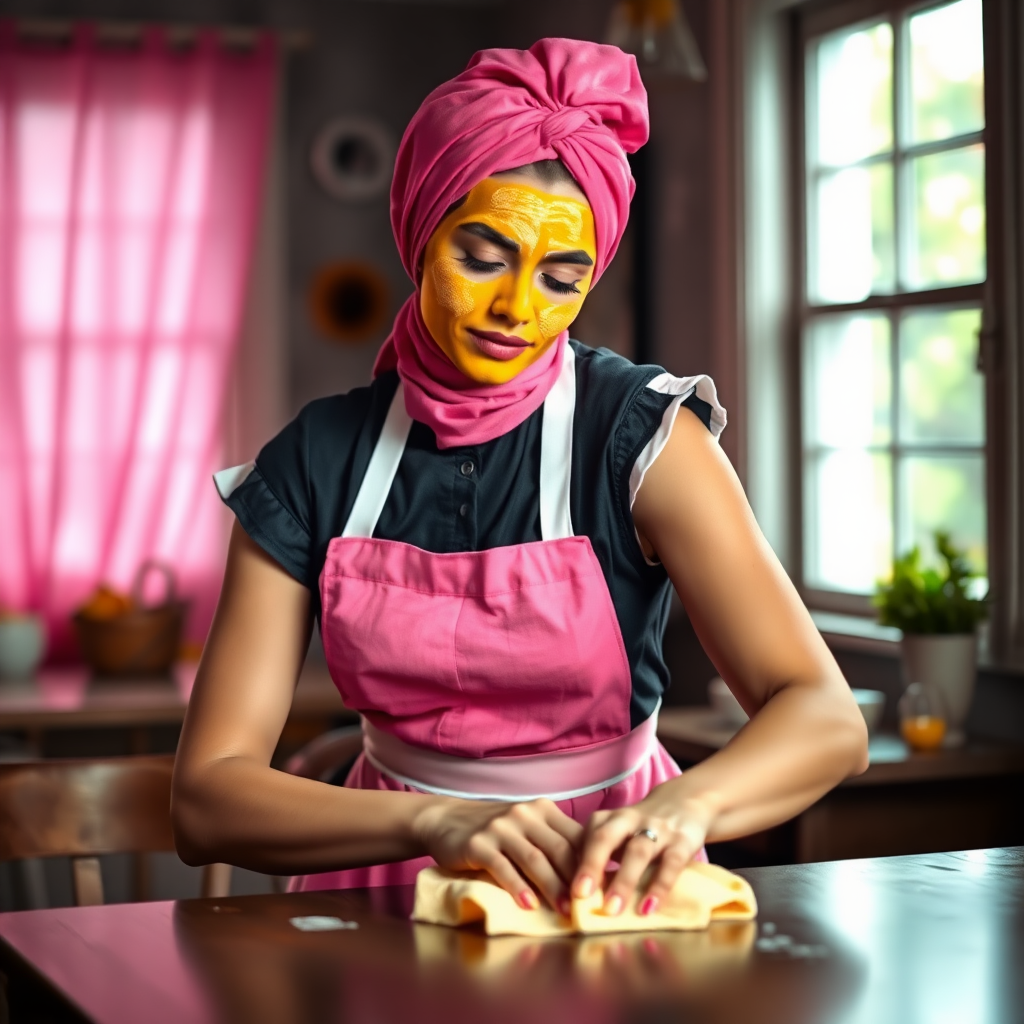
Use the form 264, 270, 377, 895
13, 19, 312, 51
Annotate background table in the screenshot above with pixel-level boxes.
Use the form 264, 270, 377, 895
0, 662, 352, 760
1, 847, 1021, 1024
657, 708, 1024, 864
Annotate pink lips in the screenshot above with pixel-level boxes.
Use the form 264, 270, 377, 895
468, 329, 532, 362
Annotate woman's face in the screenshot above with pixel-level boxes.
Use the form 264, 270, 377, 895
419, 173, 597, 385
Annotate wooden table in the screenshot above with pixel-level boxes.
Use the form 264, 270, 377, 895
1, 847, 1020, 1024
0, 662, 352, 757
658, 708, 1024, 864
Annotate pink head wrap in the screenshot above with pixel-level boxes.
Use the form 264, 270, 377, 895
373, 38, 649, 449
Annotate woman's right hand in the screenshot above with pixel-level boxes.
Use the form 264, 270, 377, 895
413, 797, 583, 913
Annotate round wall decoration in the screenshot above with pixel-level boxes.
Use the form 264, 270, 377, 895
309, 261, 390, 343
310, 116, 395, 202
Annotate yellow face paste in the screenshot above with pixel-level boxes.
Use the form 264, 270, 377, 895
419, 178, 597, 385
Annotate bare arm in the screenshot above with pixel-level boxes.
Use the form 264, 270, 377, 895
172, 522, 581, 908
171, 522, 431, 874
573, 409, 869, 912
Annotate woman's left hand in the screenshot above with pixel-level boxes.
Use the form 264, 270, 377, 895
570, 782, 717, 917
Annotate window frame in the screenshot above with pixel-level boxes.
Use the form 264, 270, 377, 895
791, 0, 1003, 620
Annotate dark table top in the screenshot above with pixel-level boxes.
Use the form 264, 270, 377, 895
1, 847, 1021, 1024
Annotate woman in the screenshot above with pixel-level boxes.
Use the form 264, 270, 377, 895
172, 38, 867, 920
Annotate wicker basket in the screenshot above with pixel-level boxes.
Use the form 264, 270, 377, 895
73, 562, 188, 677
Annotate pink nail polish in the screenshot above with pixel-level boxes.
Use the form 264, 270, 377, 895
576, 876, 594, 899
519, 890, 538, 910
640, 896, 659, 916
604, 894, 623, 916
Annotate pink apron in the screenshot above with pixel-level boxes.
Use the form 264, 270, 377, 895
295, 346, 697, 891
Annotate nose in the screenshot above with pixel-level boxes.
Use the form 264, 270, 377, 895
490, 269, 532, 327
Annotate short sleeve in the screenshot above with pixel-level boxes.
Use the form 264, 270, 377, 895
615, 371, 728, 565
214, 413, 315, 588
212, 380, 396, 605
627, 373, 727, 503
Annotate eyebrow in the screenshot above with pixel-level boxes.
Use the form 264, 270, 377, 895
542, 250, 594, 267
458, 223, 593, 267
459, 222, 520, 253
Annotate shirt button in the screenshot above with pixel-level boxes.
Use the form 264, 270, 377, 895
460, 461, 475, 477
459, 504, 469, 517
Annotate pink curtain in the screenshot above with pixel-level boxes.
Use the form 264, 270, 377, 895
0, 24, 276, 660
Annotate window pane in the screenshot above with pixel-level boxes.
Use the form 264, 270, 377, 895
907, 144, 986, 288
898, 455, 986, 575
811, 163, 895, 302
899, 307, 984, 444
812, 22, 892, 166
805, 313, 891, 447
805, 450, 892, 593
910, 0, 984, 145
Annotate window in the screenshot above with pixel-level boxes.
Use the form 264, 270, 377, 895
0, 30, 276, 656
799, 0, 988, 601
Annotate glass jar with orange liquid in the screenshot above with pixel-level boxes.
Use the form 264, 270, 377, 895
898, 682, 947, 751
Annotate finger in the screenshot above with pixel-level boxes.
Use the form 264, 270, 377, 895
572, 812, 638, 899
602, 831, 662, 915
537, 800, 586, 848
494, 824, 571, 912
501, 798, 577, 897
641, 839, 699, 913
466, 837, 538, 910
523, 818, 580, 887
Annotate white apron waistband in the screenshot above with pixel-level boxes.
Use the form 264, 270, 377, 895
360, 702, 661, 803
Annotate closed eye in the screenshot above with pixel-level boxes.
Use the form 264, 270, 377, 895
541, 273, 580, 295
459, 256, 505, 273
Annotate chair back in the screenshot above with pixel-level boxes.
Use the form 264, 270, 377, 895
284, 725, 363, 784
0, 756, 229, 905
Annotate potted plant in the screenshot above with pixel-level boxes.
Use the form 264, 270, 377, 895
874, 532, 988, 747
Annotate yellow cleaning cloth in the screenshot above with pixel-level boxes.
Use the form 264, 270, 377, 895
411, 862, 756, 937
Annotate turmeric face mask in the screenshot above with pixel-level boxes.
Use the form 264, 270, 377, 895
419, 178, 597, 385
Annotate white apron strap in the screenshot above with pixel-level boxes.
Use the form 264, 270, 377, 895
538, 343, 576, 541
343, 349, 575, 542
341, 381, 413, 539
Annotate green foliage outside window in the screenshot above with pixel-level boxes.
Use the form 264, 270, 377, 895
874, 531, 987, 634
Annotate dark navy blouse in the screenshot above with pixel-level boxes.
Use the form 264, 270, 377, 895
221, 341, 714, 728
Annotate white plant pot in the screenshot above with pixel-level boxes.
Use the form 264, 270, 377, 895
0, 615, 46, 680
900, 633, 977, 747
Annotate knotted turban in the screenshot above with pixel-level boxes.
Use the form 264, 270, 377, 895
391, 37, 649, 285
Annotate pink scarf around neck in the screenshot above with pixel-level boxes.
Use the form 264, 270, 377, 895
373, 300, 566, 450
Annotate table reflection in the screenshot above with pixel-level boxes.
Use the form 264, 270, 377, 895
172, 883, 867, 1024
817, 849, 1022, 1024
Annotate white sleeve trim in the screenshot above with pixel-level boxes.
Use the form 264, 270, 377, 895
628, 373, 728, 566
213, 461, 256, 500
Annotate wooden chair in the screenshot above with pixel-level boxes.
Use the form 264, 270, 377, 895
284, 724, 363, 784
0, 755, 231, 906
